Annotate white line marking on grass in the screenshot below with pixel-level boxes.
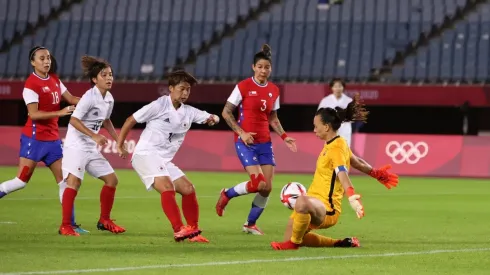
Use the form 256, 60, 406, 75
0, 221, 16, 224
1, 247, 489, 275
2, 195, 216, 201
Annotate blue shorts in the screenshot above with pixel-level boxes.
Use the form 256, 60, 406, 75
235, 141, 276, 167
19, 134, 63, 166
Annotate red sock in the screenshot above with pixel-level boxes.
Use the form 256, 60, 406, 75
62, 188, 77, 226
100, 185, 116, 220
161, 191, 184, 232
182, 192, 199, 228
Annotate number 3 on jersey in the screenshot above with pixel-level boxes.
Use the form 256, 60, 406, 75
260, 99, 267, 111
51, 92, 60, 104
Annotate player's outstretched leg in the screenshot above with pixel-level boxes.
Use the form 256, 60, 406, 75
216, 173, 265, 217
174, 176, 209, 243
0, 161, 35, 198
154, 176, 200, 242
301, 232, 360, 248
96, 173, 125, 234
58, 179, 89, 234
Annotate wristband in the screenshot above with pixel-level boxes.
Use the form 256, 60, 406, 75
280, 133, 288, 140
346, 187, 356, 197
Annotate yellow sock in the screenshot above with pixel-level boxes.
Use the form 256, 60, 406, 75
301, 232, 340, 247
290, 212, 311, 244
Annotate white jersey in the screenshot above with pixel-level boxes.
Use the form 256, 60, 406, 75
64, 86, 114, 152
132, 95, 212, 161
318, 93, 353, 145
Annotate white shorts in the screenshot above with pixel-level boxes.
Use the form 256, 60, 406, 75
62, 147, 115, 180
131, 154, 185, 191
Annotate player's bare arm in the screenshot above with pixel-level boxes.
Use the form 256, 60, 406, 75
269, 110, 297, 152
116, 115, 137, 158
26, 103, 74, 120
350, 154, 373, 174
61, 91, 80, 105
102, 119, 118, 140
222, 102, 257, 145
222, 102, 244, 135
350, 154, 399, 189
69, 116, 107, 146
268, 110, 286, 136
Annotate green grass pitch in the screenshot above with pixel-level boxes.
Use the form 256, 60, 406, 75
0, 167, 489, 275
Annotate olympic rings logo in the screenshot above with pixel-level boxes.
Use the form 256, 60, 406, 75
385, 141, 429, 164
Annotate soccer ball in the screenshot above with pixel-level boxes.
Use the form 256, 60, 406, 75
280, 182, 307, 210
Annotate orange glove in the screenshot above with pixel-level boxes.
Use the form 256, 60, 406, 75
368, 164, 399, 189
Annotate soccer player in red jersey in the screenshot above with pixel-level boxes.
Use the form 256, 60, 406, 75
0, 46, 88, 233
216, 44, 297, 235
59, 55, 125, 236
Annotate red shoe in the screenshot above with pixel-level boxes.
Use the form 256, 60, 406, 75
242, 223, 264, 235
334, 237, 361, 247
271, 240, 300, 250
59, 225, 80, 236
188, 234, 209, 243
215, 189, 230, 217
97, 219, 126, 234
174, 225, 201, 242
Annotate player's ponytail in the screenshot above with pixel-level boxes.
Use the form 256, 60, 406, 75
81, 55, 111, 86
316, 93, 369, 131
253, 44, 272, 65
48, 54, 58, 74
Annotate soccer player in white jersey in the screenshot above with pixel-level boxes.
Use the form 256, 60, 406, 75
317, 78, 353, 147
59, 55, 125, 236
116, 70, 219, 243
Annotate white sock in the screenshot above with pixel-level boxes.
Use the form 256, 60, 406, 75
252, 193, 269, 208
58, 180, 66, 204
233, 181, 249, 195
0, 177, 27, 194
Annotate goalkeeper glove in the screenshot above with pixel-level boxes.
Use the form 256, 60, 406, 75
369, 164, 399, 189
346, 187, 364, 219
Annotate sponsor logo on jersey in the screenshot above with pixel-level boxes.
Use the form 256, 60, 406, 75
164, 118, 170, 123
249, 91, 257, 96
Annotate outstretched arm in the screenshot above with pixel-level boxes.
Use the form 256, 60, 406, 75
350, 154, 399, 189
222, 102, 244, 135
62, 91, 80, 105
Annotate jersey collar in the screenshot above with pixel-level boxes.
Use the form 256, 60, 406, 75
326, 135, 340, 145
251, 77, 268, 87
32, 72, 50, 80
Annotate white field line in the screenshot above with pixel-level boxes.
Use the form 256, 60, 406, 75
1, 248, 489, 275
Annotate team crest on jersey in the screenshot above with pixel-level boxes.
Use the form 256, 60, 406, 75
42, 86, 51, 93
249, 91, 257, 96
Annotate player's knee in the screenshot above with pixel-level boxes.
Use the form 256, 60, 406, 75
153, 177, 174, 193
246, 173, 265, 193
294, 196, 311, 214
177, 182, 195, 196
258, 185, 272, 196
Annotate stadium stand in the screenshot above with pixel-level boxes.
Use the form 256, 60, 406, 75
0, 0, 488, 82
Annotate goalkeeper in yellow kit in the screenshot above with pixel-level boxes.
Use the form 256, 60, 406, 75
271, 94, 399, 250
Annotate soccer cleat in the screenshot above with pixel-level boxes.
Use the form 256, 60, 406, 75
270, 240, 299, 250
0, 191, 6, 198
72, 224, 90, 234
242, 223, 264, 235
97, 219, 126, 234
174, 225, 201, 242
58, 225, 80, 236
334, 237, 361, 247
215, 189, 230, 217
188, 234, 209, 243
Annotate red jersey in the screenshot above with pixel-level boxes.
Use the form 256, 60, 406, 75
226, 77, 280, 144
22, 73, 67, 141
